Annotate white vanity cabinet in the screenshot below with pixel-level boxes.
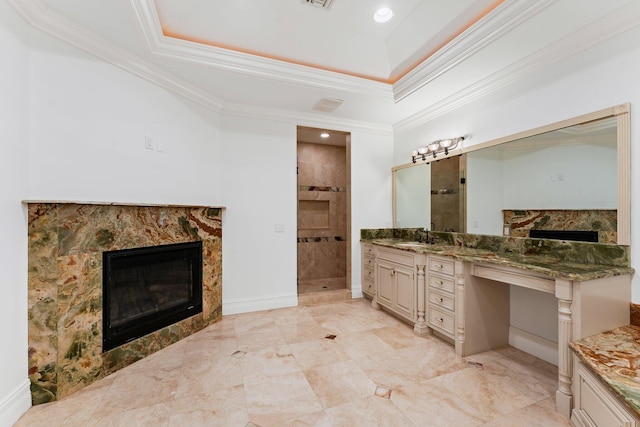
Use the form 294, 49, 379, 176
572, 360, 639, 427
376, 248, 416, 322
361, 243, 376, 298
373, 246, 428, 333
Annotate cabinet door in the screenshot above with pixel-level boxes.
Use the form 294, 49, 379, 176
377, 262, 394, 307
394, 266, 415, 319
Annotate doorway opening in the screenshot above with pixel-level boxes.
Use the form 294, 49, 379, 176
296, 126, 351, 303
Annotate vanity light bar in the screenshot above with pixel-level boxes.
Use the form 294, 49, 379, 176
411, 137, 464, 163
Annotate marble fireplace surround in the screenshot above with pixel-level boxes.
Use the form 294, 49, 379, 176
26, 201, 223, 405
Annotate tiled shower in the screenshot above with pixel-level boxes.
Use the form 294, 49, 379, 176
297, 139, 347, 295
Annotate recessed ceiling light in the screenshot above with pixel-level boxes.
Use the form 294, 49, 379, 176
373, 7, 394, 23
320, 133, 330, 138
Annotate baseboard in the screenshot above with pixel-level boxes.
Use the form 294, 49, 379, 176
509, 326, 558, 366
0, 380, 31, 427
350, 284, 363, 299
222, 293, 298, 315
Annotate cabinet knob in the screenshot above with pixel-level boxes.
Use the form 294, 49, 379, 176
435, 264, 443, 269
438, 317, 444, 323
439, 297, 444, 303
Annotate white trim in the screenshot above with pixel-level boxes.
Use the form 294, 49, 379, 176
509, 326, 558, 366
6, 0, 224, 112
350, 286, 363, 299
222, 293, 298, 315
0, 380, 31, 427
392, 0, 555, 102
221, 102, 393, 135
126, 0, 394, 101
394, 1, 640, 131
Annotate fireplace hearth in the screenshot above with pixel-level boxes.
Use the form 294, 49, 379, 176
103, 241, 203, 351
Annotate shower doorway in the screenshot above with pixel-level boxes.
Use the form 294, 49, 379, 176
296, 126, 351, 303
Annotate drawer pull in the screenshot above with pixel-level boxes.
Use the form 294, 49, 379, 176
434, 264, 443, 269
438, 317, 444, 323
438, 297, 444, 303
436, 281, 443, 286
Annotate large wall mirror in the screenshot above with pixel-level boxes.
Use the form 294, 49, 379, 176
393, 103, 630, 245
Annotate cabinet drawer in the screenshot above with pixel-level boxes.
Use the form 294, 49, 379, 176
362, 244, 376, 256
429, 274, 455, 294
362, 277, 375, 295
429, 289, 455, 311
363, 266, 374, 280
574, 361, 638, 427
378, 248, 414, 267
363, 255, 375, 269
429, 256, 454, 276
429, 305, 455, 336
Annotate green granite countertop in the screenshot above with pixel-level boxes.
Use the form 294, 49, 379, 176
570, 325, 640, 417
365, 238, 634, 281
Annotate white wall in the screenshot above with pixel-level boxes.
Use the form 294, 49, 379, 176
219, 115, 299, 314
27, 37, 223, 204
393, 25, 640, 355
350, 129, 395, 295
0, 2, 32, 425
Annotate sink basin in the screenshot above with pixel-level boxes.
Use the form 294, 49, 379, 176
396, 242, 428, 248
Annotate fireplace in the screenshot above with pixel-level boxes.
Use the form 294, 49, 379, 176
103, 241, 203, 351
27, 202, 223, 404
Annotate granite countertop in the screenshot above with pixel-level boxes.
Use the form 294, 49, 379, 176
570, 325, 640, 417
365, 238, 634, 281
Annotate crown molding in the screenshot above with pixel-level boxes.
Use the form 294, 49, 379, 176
392, 0, 556, 102
126, 0, 394, 101
394, 1, 640, 132
221, 102, 393, 135
6, 0, 225, 112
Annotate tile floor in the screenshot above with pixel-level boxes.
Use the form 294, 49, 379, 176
16, 298, 571, 426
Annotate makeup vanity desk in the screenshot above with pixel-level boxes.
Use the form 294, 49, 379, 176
363, 238, 633, 419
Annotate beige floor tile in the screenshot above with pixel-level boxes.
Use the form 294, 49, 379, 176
182, 336, 239, 364
244, 371, 323, 426
325, 395, 415, 426
17, 299, 572, 427
391, 378, 489, 426
177, 353, 244, 396
236, 329, 288, 352
168, 384, 249, 427
288, 338, 350, 370
304, 360, 377, 409
370, 324, 429, 349
430, 363, 546, 419
333, 329, 396, 359
68, 401, 173, 427
481, 402, 571, 426
277, 320, 334, 344
241, 345, 301, 383
91, 369, 179, 418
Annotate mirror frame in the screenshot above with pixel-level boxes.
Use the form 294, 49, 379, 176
393, 103, 630, 245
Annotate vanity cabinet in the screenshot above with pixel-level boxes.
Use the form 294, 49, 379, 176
372, 247, 428, 332
572, 360, 638, 427
376, 248, 416, 323
361, 243, 376, 298
427, 255, 457, 339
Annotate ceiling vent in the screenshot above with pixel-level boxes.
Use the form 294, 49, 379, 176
313, 97, 344, 112
302, 0, 333, 9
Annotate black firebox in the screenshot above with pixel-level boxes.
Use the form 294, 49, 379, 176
102, 241, 203, 352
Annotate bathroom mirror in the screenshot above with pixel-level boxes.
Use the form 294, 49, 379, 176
392, 103, 631, 245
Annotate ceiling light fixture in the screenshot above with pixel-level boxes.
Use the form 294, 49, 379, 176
320, 133, 330, 138
411, 137, 465, 163
373, 7, 394, 23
